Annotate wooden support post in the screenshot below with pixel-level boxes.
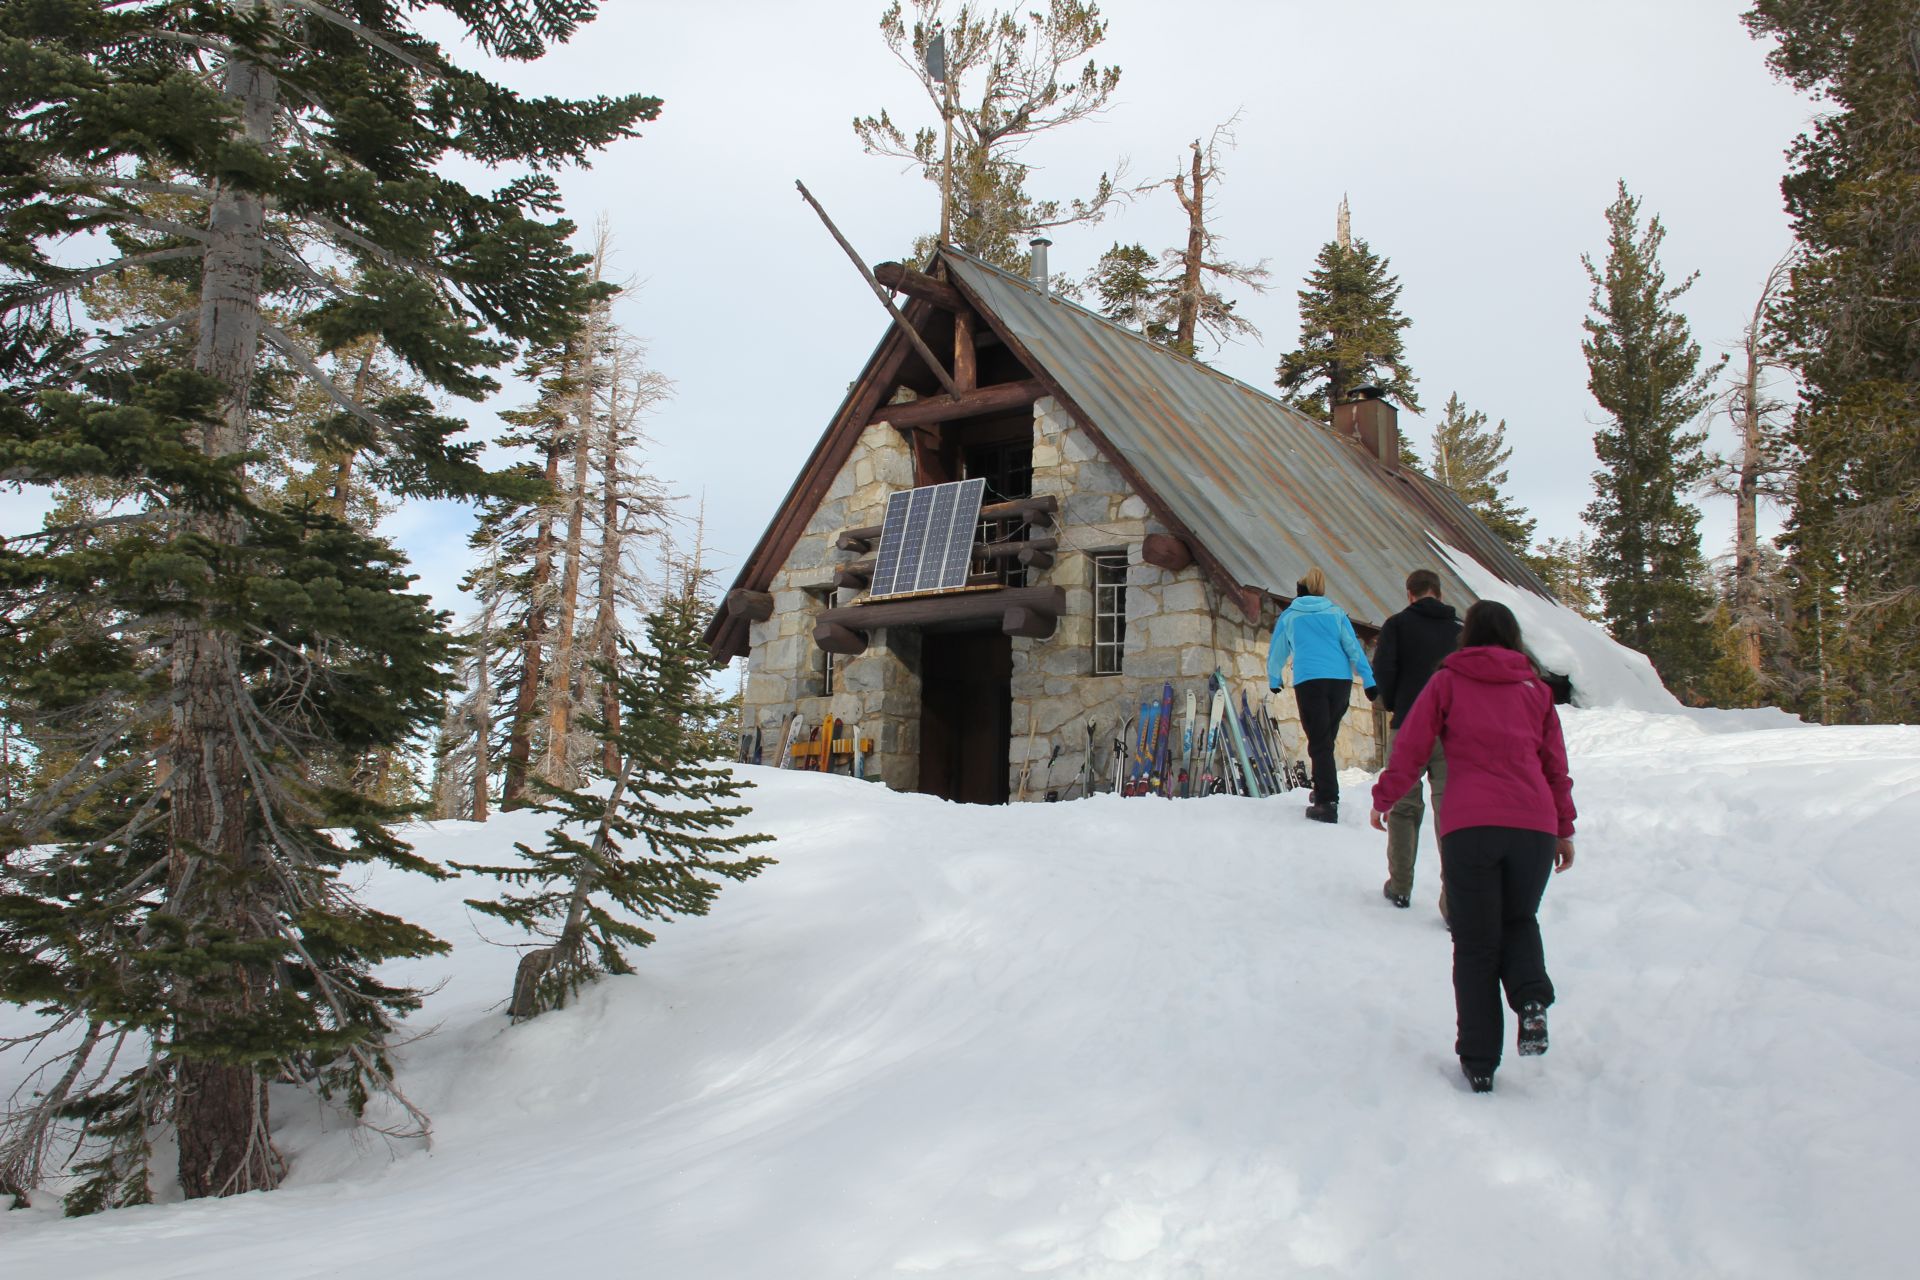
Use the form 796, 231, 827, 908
796, 180, 961, 401
833, 561, 875, 590
1141, 533, 1193, 572
726, 588, 775, 622
953, 310, 977, 392
814, 622, 868, 655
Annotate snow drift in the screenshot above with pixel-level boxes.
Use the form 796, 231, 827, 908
5, 708, 1919, 1278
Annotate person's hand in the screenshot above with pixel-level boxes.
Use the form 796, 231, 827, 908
1270, 684, 1281, 694
1554, 838, 1575, 872
1364, 685, 1378, 701
1369, 808, 1388, 832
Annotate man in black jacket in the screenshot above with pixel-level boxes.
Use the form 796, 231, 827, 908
1369, 569, 1461, 912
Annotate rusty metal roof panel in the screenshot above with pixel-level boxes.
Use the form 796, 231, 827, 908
942, 251, 1551, 629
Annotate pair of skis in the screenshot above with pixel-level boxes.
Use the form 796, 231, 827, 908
771, 711, 864, 779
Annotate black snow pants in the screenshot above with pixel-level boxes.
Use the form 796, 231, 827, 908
1292, 678, 1350, 803
1439, 825, 1556, 1076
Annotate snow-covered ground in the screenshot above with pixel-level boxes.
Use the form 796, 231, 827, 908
5, 700, 1919, 1278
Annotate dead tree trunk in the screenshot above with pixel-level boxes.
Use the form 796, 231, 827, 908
1173, 140, 1206, 357
542, 391, 593, 786
502, 439, 563, 806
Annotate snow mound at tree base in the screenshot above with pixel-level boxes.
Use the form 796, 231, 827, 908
6, 711, 1919, 1278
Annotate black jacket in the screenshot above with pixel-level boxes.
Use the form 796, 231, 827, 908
1370, 597, 1462, 728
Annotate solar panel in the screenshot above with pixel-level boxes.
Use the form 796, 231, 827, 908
868, 478, 987, 597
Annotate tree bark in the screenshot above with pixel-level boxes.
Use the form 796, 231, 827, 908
1174, 141, 1206, 357
171, 13, 280, 1200
502, 439, 563, 806
542, 346, 593, 787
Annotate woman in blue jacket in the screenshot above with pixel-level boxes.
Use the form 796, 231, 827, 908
1268, 567, 1376, 823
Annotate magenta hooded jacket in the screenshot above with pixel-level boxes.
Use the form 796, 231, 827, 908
1370, 646, 1576, 839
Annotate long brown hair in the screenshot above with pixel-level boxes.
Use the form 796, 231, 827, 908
1459, 599, 1524, 652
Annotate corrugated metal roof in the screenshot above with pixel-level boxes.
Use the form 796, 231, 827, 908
942, 250, 1551, 629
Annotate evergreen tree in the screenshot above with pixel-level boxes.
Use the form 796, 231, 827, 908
1745, 1, 1920, 722
1533, 532, 1605, 622
0, 0, 656, 1205
1275, 200, 1420, 421
1428, 393, 1537, 556
454, 583, 774, 1022
854, 0, 1121, 273
1580, 182, 1720, 696
1088, 120, 1268, 358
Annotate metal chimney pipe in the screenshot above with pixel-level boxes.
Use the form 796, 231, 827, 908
1029, 236, 1052, 295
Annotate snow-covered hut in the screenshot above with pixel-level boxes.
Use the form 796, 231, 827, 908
705, 246, 1550, 803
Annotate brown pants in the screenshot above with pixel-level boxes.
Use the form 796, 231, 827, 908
1385, 723, 1447, 899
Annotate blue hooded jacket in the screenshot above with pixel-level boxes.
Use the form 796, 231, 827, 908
1268, 594, 1376, 690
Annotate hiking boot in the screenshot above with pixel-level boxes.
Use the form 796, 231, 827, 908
1518, 1002, 1549, 1057
1304, 800, 1338, 824
1461, 1062, 1494, 1094
1382, 881, 1410, 909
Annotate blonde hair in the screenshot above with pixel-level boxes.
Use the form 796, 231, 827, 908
1298, 567, 1327, 596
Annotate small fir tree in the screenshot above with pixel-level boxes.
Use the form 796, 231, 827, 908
454, 587, 774, 1022
1275, 200, 1420, 421
1428, 393, 1538, 556
1580, 181, 1720, 696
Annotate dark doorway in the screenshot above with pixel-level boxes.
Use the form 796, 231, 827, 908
919, 630, 1011, 805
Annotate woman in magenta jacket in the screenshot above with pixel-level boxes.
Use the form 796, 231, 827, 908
1369, 600, 1576, 1094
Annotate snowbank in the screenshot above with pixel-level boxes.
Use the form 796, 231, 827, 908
6, 710, 1920, 1278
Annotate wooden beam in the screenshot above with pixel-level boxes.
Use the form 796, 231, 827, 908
726, 588, 774, 622
839, 494, 1059, 551
1141, 533, 1193, 572
820, 584, 1065, 634
833, 561, 873, 590
814, 622, 868, 655
796, 180, 961, 402
953, 309, 978, 392
874, 261, 965, 311
870, 378, 1044, 430
981, 536, 1058, 564
1002, 605, 1057, 638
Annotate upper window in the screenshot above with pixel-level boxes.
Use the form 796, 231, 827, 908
1092, 552, 1127, 675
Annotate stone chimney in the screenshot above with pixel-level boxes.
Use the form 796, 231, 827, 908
1332, 385, 1399, 467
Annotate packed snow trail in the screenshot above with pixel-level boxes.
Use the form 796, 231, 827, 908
4, 709, 1918, 1278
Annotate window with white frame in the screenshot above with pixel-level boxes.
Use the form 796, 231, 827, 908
1092, 552, 1127, 675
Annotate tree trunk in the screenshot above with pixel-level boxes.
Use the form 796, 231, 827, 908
471, 605, 492, 823
1174, 141, 1205, 357
328, 342, 377, 521
171, 20, 281, 1200
502, 440, 563, 805
542, 371, 593, 787
593, 407, 624, 775
1735, 340, 1763, 674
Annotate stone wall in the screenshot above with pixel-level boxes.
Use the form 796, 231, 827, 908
739, 398, 1383, 798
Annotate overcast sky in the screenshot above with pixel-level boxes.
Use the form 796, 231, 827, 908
22, 2, 1823, 622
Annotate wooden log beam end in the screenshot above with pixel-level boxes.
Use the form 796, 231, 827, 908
815, 622, 868, 656
726, 588, 775, 623
1002, 606, 1057, 639
1141, 533, 1194, 572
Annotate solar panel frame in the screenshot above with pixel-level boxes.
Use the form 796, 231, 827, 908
867, 478, 987, 598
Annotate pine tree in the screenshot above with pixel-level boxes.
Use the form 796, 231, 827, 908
1745, 1, 1920, 722
0, 1, 656, 1205
453, 582, 774, 1022
854, 0, 1121, 272
1533, 533, 1605, 622
1428, 393, 1538, 556
1580, 182, 1720, 697
1275, 199, 1420, 421
1088, 120, 1268, 358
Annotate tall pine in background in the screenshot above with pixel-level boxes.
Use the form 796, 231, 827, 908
1275, 199, 1421, 425
1580, 182, 1719, 698
0, 0, 655, 1206
1745, 1, 1920, 723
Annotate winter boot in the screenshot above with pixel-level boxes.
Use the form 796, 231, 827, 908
1518, 1002, 1549, 1057
1461, 1062, 1494, 1094
1382, 881, 1410, 909
1304, 800, 1338, 824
